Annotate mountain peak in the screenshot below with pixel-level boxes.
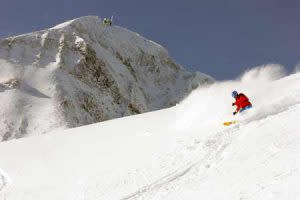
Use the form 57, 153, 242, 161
50, 15, 101, 30
0, 16, 213, 141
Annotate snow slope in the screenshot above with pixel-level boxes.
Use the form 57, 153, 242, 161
0, 65, 300, 200
0, 16, 212, 141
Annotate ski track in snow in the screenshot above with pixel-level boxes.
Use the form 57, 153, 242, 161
121, 164, 195, 200
121, 123, 242, 199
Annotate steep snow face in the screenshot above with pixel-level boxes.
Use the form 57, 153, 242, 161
0, 67, 299, 200
0, 16, 212, 141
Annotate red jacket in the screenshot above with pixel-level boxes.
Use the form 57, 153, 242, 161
233, 93, 252, 112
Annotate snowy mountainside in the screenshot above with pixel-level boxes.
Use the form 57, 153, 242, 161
0, 66, 299, 200
0, 16, 213, 141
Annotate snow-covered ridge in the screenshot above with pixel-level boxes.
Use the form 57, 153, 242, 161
0, 66, 299, 199
0, 16, 213, 141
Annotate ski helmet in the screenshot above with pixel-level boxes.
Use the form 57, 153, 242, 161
232, 91, 238, 98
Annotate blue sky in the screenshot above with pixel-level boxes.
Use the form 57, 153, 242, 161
0, 0, 299, 80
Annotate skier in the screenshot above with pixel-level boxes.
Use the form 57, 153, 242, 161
232, 91, 252, 115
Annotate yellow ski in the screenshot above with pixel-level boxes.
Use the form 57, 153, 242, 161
223, 120, 238, 126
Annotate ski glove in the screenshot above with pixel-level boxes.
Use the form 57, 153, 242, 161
233, 111, 237, 115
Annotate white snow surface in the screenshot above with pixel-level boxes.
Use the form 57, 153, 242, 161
0, 16, 212, 141
0, 65, 300, 199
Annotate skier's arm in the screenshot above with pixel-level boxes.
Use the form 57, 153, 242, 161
232, 100, 240, 111
233, 106, 241, 115
235, 105, 241, 113
232, 101, 239, 115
